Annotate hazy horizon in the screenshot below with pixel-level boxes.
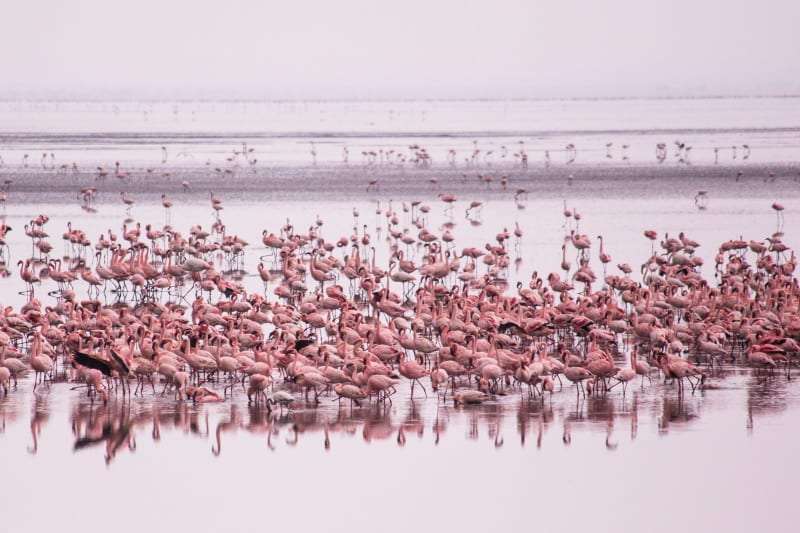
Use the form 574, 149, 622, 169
3, 0, 799, 100
3, 95, 800, 104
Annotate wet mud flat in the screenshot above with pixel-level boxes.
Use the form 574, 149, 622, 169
2, 162, 799, 202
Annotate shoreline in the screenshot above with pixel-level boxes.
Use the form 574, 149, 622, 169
1, 162, 799, 201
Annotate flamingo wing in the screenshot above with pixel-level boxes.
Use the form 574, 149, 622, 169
295, 338, 315, 351
109, 348, 131, 374
72, 351, 113, 376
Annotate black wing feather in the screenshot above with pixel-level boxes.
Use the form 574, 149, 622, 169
295, 339, 314, 351
72, 351, 113, 376
109, 348, 130, 375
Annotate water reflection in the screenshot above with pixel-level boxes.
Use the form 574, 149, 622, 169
658, 396, 700, 436
0, 394, 20, 433
2, 370, 797, 463
28, 396, 50, 454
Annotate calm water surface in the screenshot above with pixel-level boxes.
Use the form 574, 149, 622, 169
0, 192, 798, 533
1, 97, 799, 166
1, 97, 799, 532
1, 367, 798, 533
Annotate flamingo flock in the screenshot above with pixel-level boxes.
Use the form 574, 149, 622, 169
0, 191, 797, 422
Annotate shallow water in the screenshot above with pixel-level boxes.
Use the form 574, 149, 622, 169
0, 191, 798, 307
1, 367, 798, 533
1, 191, 799, 532
1, 97, 800, 167
1, 97, 800, 533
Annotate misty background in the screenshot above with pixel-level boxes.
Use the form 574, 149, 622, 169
2, 0, 799, 100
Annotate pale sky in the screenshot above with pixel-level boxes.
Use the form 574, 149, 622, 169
2, 0, 799, 100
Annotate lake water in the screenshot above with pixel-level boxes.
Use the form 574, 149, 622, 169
0, 97, 799, 533
1, 96, 799, 167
